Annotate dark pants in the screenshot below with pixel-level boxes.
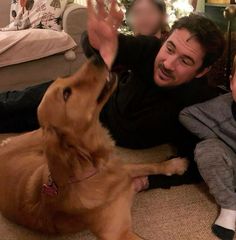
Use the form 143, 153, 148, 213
0, 81, 52, 133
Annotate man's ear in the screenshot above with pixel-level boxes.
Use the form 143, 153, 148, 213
195, 66, 212, 78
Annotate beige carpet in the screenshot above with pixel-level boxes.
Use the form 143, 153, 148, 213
0, 134, 225, 240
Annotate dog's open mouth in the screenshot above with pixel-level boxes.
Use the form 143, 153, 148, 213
97, 72, 117, 103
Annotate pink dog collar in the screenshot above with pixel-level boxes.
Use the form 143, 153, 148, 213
42, 168, 97, 197
42, 175, 58, 197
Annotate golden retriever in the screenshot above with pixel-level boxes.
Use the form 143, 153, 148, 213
0, 57, 187, 240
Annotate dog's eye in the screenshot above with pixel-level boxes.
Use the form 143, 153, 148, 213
63, 87, 72, 102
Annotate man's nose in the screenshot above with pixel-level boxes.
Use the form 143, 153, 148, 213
163, 56, 177, 71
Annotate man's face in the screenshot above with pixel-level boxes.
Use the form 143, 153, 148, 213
154, 28, 208, 87
230, 68, 236, 102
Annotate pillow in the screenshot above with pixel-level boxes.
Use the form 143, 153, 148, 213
1, 0, 69, 32
0, 29, 77, 67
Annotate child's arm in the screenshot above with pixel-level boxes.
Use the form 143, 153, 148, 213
179, 101, 218, 140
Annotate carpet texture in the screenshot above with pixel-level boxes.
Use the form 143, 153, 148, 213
0, 134, 224, 240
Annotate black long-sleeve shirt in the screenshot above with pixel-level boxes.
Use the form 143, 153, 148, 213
82, 33, 219, 157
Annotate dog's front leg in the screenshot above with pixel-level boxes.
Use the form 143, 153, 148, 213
124, 157, 188, 178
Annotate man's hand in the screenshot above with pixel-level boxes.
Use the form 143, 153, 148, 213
87, 0, 124, 69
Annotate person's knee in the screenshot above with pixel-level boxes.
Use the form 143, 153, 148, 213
194, 138, 229, 168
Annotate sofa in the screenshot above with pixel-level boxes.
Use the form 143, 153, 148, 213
0, 0, 87, 91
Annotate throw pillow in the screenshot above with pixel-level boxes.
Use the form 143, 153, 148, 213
1, 0, 68, 31
0, 29, 77, 67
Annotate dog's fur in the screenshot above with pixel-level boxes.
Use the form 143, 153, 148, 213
0, 58, 187, 240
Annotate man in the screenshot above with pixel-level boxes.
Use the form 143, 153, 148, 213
0, 0, 225, 189
80, 0, 225, 188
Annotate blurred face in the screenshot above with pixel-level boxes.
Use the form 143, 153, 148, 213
230, 65, 236, 102
154, 28, 210, 87
128, 0, 166, 36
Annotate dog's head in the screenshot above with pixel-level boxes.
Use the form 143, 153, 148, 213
38, 57, 117, 139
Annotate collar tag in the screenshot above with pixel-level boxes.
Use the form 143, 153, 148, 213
42, 175, 58, 196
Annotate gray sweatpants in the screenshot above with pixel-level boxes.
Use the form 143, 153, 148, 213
195, 138, 236, 210
180, 93, 236, 210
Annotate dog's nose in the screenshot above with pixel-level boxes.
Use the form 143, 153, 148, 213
91, 54, 107, 68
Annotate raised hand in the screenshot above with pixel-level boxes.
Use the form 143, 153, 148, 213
87, 0, 124, 69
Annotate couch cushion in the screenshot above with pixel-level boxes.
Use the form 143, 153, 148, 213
0, 28, 77, 67
1, 0, 69, 32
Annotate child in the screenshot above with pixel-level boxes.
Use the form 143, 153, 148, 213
179, 55, 236, 240
126, 0, 169, 40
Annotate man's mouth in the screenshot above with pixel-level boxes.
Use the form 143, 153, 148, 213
157, 63, 175, 81
158, 68, 174, 81
97, 72, 117, 103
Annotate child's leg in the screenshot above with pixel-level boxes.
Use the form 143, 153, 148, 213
195, 138, 236, 240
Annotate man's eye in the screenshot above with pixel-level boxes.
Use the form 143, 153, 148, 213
181, 58, 193, 66
63, 87, 72, 102
166, 46, 174, 54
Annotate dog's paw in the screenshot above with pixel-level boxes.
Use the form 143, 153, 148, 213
164, 157, 189, 176
0, 138, 11, 147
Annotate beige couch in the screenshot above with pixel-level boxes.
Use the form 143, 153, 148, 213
0, 0, 87, 91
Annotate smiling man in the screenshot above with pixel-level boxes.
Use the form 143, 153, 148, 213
0, 1, 225, 189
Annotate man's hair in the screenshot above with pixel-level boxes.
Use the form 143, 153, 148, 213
170, 13, 225, 70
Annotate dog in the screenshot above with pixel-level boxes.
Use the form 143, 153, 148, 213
0, 57, 187, 240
